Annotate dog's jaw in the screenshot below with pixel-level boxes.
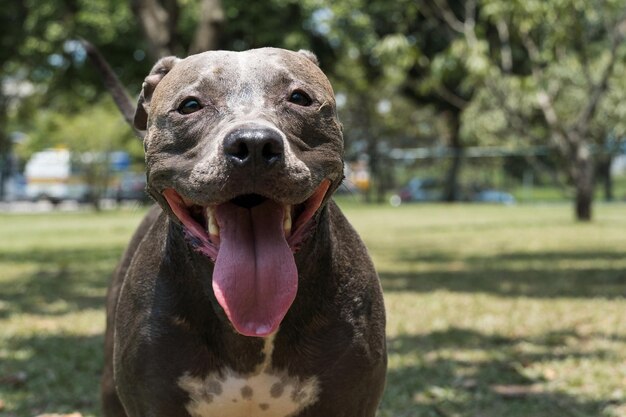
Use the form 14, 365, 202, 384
162, 179, 331, 337
162, 179, 330, 259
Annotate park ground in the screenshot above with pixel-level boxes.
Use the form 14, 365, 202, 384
0, 201, 625, 417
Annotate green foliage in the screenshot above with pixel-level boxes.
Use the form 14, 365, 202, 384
4, 0, 338, 164
13, 97, 143, 207
3, 0, 626, 212
464, 0, 626, 147
221, 0, 319, 51
5, 0, 145, 101
15, 98, 140, 162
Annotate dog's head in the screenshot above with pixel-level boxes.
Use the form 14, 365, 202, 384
134, 48, 344, 337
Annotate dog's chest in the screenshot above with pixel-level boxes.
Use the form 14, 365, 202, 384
177, 337, 320, 417
179, 368, 319, 417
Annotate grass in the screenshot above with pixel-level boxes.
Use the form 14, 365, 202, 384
509, 176, 626, 203
1, 202, 625, 417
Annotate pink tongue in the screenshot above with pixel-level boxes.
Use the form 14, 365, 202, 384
212, 200, 297, 337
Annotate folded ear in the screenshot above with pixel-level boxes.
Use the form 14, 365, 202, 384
134, 56, 181, 130
297, 49, 319, 67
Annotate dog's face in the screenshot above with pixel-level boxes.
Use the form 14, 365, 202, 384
134, 48, 344, 337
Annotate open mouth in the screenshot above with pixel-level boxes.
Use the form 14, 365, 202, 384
162, 180, 331, 338
162, 180, 330, 258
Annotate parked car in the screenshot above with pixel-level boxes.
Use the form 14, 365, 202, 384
113, 173, 149, 202
2, 174, 27, 201
389, 177, 442, 206
472, 189, 516, 205
390, 177, 516, 206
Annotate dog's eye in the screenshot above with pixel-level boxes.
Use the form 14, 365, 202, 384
288, 90, 313, 106
178, 98, 202, 114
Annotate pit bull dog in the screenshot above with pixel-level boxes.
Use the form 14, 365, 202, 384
101, 48, 386, 417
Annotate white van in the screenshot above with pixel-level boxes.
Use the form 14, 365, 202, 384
24, 148, 89, 203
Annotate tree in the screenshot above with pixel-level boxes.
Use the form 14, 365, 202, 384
317, 0, 520, 202
129, 0, 224, 59
7, 0, 625, 219
14, 98, 140, 209
468, 0, 626, 220
1, 0, 151, 205
323, 0, 626, 218
4, 0, 333, 206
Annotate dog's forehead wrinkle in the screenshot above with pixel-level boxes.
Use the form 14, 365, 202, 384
163, 50, 334, 117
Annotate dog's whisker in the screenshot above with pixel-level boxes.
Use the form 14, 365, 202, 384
317, 100, 330, 112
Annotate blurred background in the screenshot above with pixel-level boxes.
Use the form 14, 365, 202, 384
2, 0, 626, 217
1, 1, 625, 417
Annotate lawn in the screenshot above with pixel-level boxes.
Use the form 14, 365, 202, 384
1, 202, 625, 417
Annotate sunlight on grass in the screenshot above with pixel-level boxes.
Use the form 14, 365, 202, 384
343, 202, 626, 417
1, 203, 625, 417
0, 209, 146, 417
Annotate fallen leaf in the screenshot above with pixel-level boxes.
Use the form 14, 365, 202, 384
0, 371, 27, 387
490, 384, 543, 398
459, 378, 478, 389
543, 368, 557, 380
35, 413, 83, 417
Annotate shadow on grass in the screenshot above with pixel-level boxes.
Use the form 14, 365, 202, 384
382, 328, 619, 417
0, 333, 103, 417
0, 246, 123, 318
380, 249, 626, 299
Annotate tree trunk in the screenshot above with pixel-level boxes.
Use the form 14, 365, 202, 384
365, 136, 378, 204
442, 110, 463, 202
596, 155, 613, 202
189, 0, 224, 54
131, 0, 177, 58
604, 165, 614, 202
376, 160, 391, 204
575, 183, 593, 221
0, 96, 10, 201
0, 154, 6, 200
572, 145, 595, 221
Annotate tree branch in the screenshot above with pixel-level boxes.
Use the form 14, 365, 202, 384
519, 31, 573, 154
485, 78, 568, 190
575, 22, 593, 85
519, 31, 542, 76
485, 78, 541, 142
435, 84, 468, 109
524, 153, 570, 192
495, 19, 512, 72
464, 0, 478, 47
535, 90, 575, 155
430, 0, 466, 34
575, 17, 626, 134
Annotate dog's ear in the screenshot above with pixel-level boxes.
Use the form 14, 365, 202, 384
134, 56, 181, 130
297, 49, 319, 67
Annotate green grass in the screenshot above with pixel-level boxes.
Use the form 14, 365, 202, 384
0, 209, 145, 416
1, 203, 625, 417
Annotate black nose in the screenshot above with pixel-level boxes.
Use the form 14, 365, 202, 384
223, 127, 285, 167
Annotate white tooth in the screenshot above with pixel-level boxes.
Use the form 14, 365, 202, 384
207, 207, 220, 236
283, 205, 292, 236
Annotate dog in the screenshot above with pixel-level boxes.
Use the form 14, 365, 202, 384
101, 47, 386, 417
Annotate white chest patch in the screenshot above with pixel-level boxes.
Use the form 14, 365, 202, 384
178, 336, 320, 417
